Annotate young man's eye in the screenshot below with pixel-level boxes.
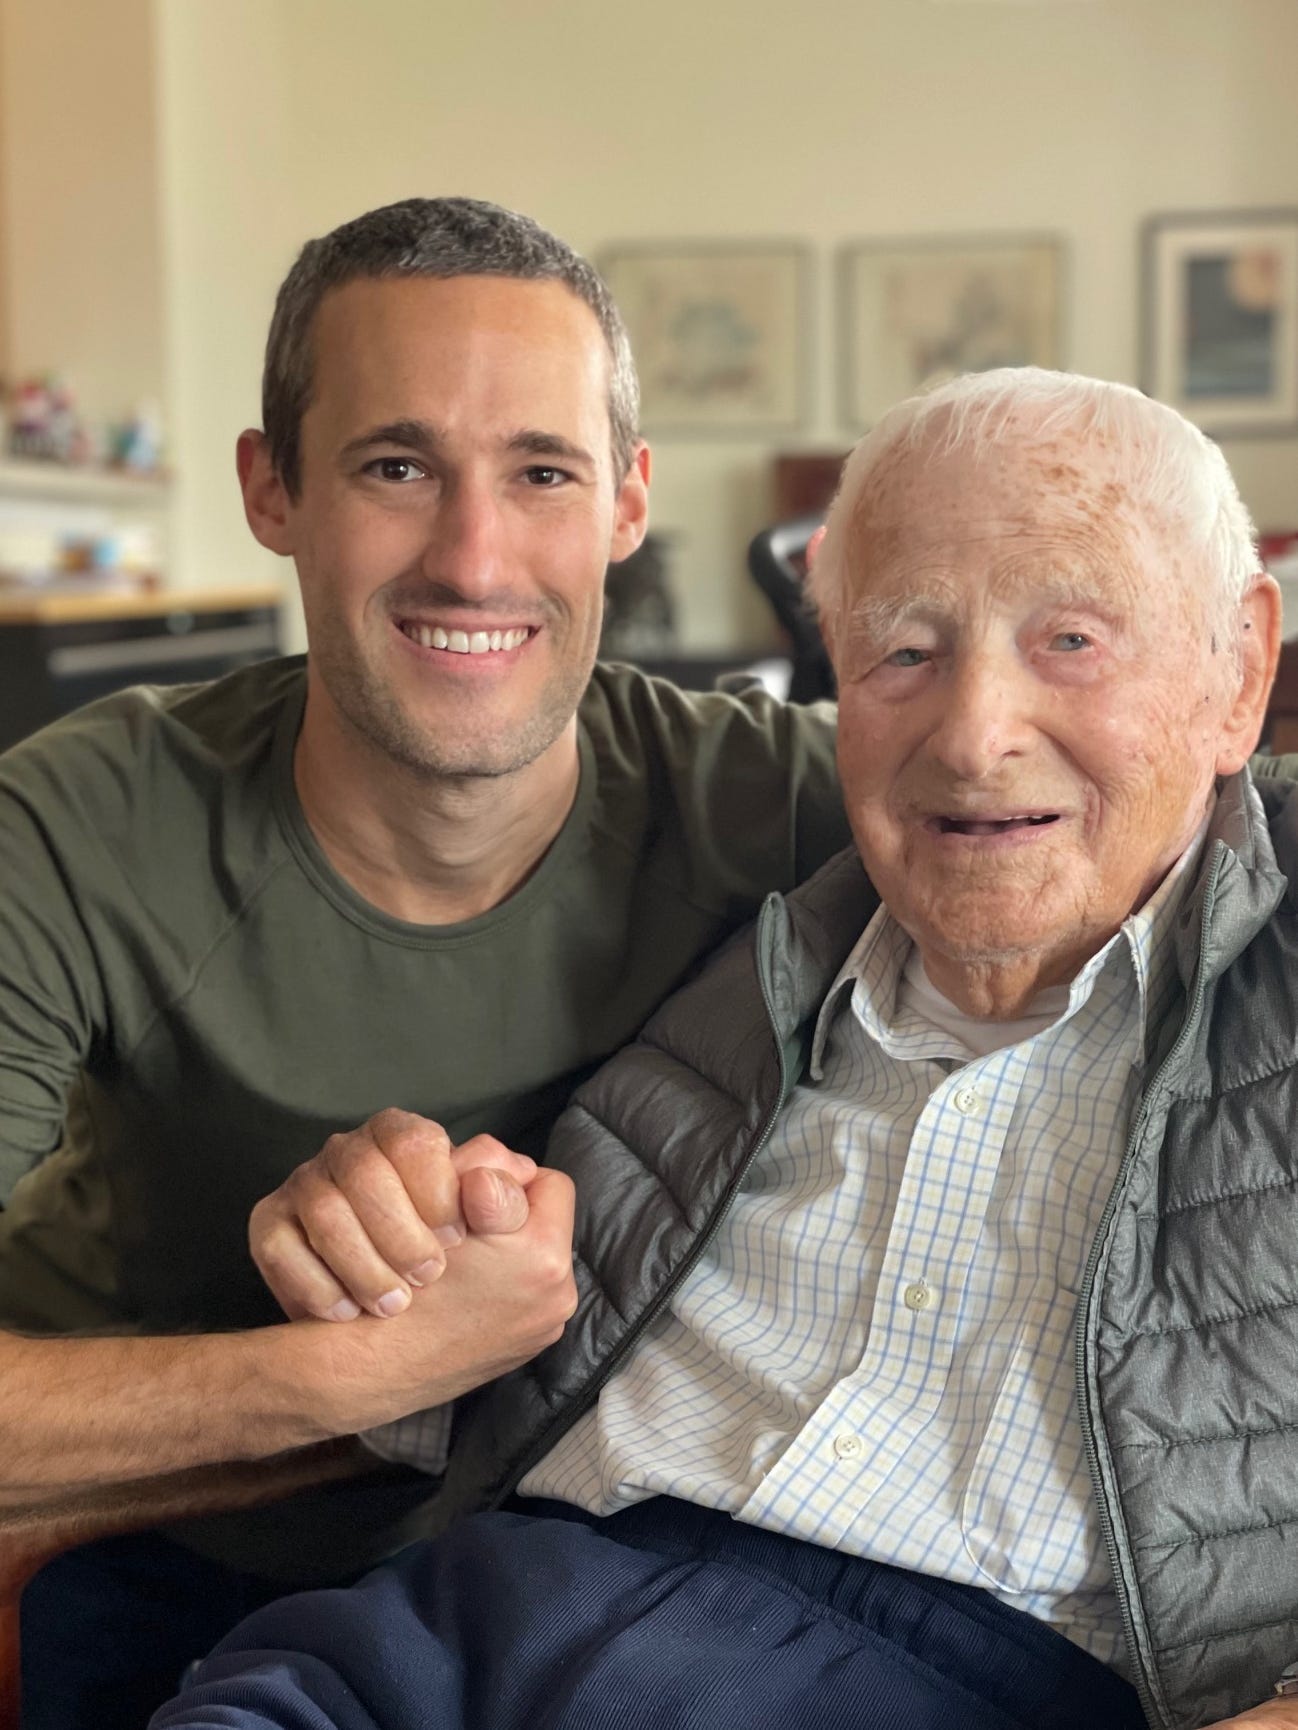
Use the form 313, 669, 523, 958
523, 466, 567, 487
367, 457, 424, 483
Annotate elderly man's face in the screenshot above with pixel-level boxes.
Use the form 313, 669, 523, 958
829, 425, 1270, 1016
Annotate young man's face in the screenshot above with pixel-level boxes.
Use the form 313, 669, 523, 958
244, 273, 648, 780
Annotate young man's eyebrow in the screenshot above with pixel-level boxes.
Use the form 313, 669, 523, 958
338, 419, 440, 461
505, 430, 596, 466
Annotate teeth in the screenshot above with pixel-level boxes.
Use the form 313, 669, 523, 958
403, 622, 531, 653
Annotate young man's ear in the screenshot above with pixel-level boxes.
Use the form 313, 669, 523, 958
236, 430, 296, 557
1215, 572, 1283, 775
608, 441, 651, 563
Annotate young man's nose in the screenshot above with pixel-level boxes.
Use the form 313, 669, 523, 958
420, 482, 503, 598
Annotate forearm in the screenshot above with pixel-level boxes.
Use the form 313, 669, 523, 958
0, 1163, 577, 1504
0, 1323, 344, 1503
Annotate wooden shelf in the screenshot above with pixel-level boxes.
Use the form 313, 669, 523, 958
0, 584, 278, 625
0, 459, 168, 508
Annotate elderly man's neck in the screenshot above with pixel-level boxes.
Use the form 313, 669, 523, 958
918, 945, 1108, 1021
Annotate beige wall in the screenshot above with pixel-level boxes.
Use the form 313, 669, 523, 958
0, 0, 164, 426
154, 0, 1298, 649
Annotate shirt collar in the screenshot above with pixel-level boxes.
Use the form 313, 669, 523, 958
808, 816, 1210, 1079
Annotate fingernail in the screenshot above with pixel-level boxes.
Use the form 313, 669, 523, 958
407, 1258, 443, 1285
373, 1289, 410, 1317
324, 1297, 361, 1322
433, 1224, 463, 1249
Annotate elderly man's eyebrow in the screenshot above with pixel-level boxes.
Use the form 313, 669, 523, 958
843, 568, 1121, 637
842, 594, 949, 638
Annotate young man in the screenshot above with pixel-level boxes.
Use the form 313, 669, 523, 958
0, 197, 850, 1727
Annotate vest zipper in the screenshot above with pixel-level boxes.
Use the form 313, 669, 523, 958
1073, 840, 1224, 1730
493, 892, 797, 1503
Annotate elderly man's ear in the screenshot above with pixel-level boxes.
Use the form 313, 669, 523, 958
805, 524, 839, 660
1216, 573, 1283, 776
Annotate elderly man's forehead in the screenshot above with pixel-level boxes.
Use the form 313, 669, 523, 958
844, 417, 1152, 555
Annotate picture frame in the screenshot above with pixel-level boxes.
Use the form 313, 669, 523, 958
1142, 210, 1298, 436
599, 243, 808, 434
838, 235, 1064, 429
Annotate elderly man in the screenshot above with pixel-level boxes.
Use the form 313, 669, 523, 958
165, 365, 1298, 1730
0, 196, 850, 1728
157, 367, 1298, 1730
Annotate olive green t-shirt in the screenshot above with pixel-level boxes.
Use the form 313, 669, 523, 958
0, 656, 849, 1577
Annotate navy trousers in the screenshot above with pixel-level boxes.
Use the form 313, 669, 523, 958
151, 1498, 1147, 1730
19, 1530, 295, 1730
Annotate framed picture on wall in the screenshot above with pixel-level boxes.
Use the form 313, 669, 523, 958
838, 235, 1063, 429
1142, 210, 1298, 435
599, 243, 808, 434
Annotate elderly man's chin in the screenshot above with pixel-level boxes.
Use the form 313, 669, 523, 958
875, 850, 1139, 1018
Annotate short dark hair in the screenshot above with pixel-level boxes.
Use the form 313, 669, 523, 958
262, 196, 640, 496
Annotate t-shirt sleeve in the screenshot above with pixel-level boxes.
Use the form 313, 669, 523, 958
586, 666, 853, 916
777, 697, 853, 880
0, 772, 105, 1200
1251, 750, 1298, 781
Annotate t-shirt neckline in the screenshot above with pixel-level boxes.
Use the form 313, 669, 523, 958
269, 672, 596, 948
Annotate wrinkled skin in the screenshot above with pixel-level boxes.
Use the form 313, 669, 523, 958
825, 421, 1280, 1019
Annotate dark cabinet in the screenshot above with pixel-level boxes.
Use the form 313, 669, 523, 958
0, 588, 282, 752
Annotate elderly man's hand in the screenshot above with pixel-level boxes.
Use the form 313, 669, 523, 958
1207, 1699, 1298, 1726
313, 1165, 578, 1432
250, 1108, 538, 1321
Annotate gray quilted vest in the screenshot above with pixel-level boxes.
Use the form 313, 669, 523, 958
431, 768, 1298, 1730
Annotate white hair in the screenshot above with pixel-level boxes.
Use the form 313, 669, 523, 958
809, 367, 1259, 638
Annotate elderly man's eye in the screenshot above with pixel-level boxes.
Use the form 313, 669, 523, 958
1051, 632, 1091, 652
887, 647, 929, 668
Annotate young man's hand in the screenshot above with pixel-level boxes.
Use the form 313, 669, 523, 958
249, 1109, 538, 1320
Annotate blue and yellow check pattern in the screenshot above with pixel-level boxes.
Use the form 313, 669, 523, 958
525, 844, 1197, 1668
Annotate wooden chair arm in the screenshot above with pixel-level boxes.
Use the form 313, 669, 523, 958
0, 1437, 376, 1730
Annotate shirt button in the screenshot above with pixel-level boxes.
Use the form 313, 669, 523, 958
953, 1085, 979, 1115
833, 1433, 864, 1460
903, 1279, 933, 1312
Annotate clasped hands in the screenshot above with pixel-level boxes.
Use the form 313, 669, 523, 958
249, 1110, 578, 1421
250, 1107, 559, 1323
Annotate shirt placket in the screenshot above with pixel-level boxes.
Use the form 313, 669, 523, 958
743, 1043, 1026, 1530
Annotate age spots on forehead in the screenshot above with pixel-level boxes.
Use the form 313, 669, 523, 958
1028, 457, 1134, 527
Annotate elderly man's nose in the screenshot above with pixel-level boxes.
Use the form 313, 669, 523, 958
927, 657, 1030, 778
